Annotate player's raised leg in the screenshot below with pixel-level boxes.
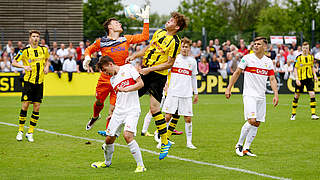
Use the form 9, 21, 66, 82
141, 111, 154, 136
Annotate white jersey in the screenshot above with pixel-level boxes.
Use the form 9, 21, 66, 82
167, 54, 198, 97
110, 64, 141, 113
238, 53, 275, 99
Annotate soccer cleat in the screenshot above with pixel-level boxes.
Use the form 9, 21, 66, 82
25, 133, 34, 142
235, 144, 243, 157
98, 130, 107, 137
186, 143, 197, 149
311, 114, 319, 120
290, 114, 296, 121
159, 141, 172, 160
90, 161, 111, 168
86, 114, 101, 130
243, 149, 257, 157
134, 165, 147, 173
141, 131, 154, 136
16, 131, 23, 141
172, 129, 183, 135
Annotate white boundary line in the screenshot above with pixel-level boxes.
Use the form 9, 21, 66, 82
1, 121, 291, 180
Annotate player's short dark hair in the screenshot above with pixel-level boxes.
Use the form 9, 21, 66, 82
254, 36, 268, 44
181, 37, 192, 47
302, 42, 309, 46
171, 12, 188, 32
29, 30, 40, 37
103, 17, 118, 35
96, 56, 114, 71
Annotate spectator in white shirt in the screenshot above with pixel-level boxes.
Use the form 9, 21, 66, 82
57, 43, 69, 63
63, 55, 77, 82
284, 59, 295, 80
5, 40, 13, 54
294, 45, 302, 58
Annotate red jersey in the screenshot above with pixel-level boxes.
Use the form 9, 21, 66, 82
85, 23, 149, 84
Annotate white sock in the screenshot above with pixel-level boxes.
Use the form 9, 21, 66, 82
243, 125, 258, 150
103, 143, 114, 166
185, 122, 192, 144
142, 112, 152, 134
237, 121, 251, 146
128, 140, 144, 167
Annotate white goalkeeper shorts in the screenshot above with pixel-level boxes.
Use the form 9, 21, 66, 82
162, 95, 193, 116
106, 110, 140, 137
243, 95, 266, 122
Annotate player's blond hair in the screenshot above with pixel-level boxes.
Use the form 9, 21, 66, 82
302, 42, 309, 47
29, 30, 40, 37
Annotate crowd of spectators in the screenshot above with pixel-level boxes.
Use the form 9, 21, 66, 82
1, 38, 320, 82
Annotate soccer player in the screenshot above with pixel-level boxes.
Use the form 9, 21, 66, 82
12, 30, 50, 142
162, 37, 199, 149
290, 42, 319, 120
127, 12, 188, 160
225, 37, 279, 157
90, 56, 146, 172
83, 6, 150, 131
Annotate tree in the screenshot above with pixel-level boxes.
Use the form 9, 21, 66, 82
287, 0, 320, 44
255, 5, 293, 37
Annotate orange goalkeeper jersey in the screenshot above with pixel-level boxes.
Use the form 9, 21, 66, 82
85, 23, 149, 84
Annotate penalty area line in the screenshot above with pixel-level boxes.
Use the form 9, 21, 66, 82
0, 121, 291, 180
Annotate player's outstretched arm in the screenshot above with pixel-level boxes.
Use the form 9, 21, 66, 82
269, 75, 279, 107
140, 56, 176, 75
83, 40, 101, 70
225, 67, 242, 99
125, 44, 150, 63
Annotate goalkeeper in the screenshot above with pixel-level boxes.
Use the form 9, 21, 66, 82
83, 5, 150, 131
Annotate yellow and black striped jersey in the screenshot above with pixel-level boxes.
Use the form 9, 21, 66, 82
14, 45, 49, 84
294, 54, 314, 80
142, 29, 181, 75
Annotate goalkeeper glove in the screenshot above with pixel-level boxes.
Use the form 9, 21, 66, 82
83, 55, 91, 70
137, 5, 150, 23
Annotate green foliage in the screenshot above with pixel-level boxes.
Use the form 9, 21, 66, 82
287, 0, 320, 43
255, 5, 293, 37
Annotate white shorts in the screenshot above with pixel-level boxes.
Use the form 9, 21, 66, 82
243, 95, 266, 122
106, 110, 140, 137
162, 95, 193, 116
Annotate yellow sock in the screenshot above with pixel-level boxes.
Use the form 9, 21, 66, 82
28, 111, 39, 134
153, 112, 168, 144
167, 114, 180, 138
18, 110, 27, 132
292, 98, 298, 115
310, 98, 316, 115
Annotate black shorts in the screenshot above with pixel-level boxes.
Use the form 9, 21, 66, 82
138, 71, 167, 103
295, 78, 314, 93
21, 81, 44, 103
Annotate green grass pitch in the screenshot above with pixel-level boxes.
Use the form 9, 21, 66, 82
0, 94, 319, 179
